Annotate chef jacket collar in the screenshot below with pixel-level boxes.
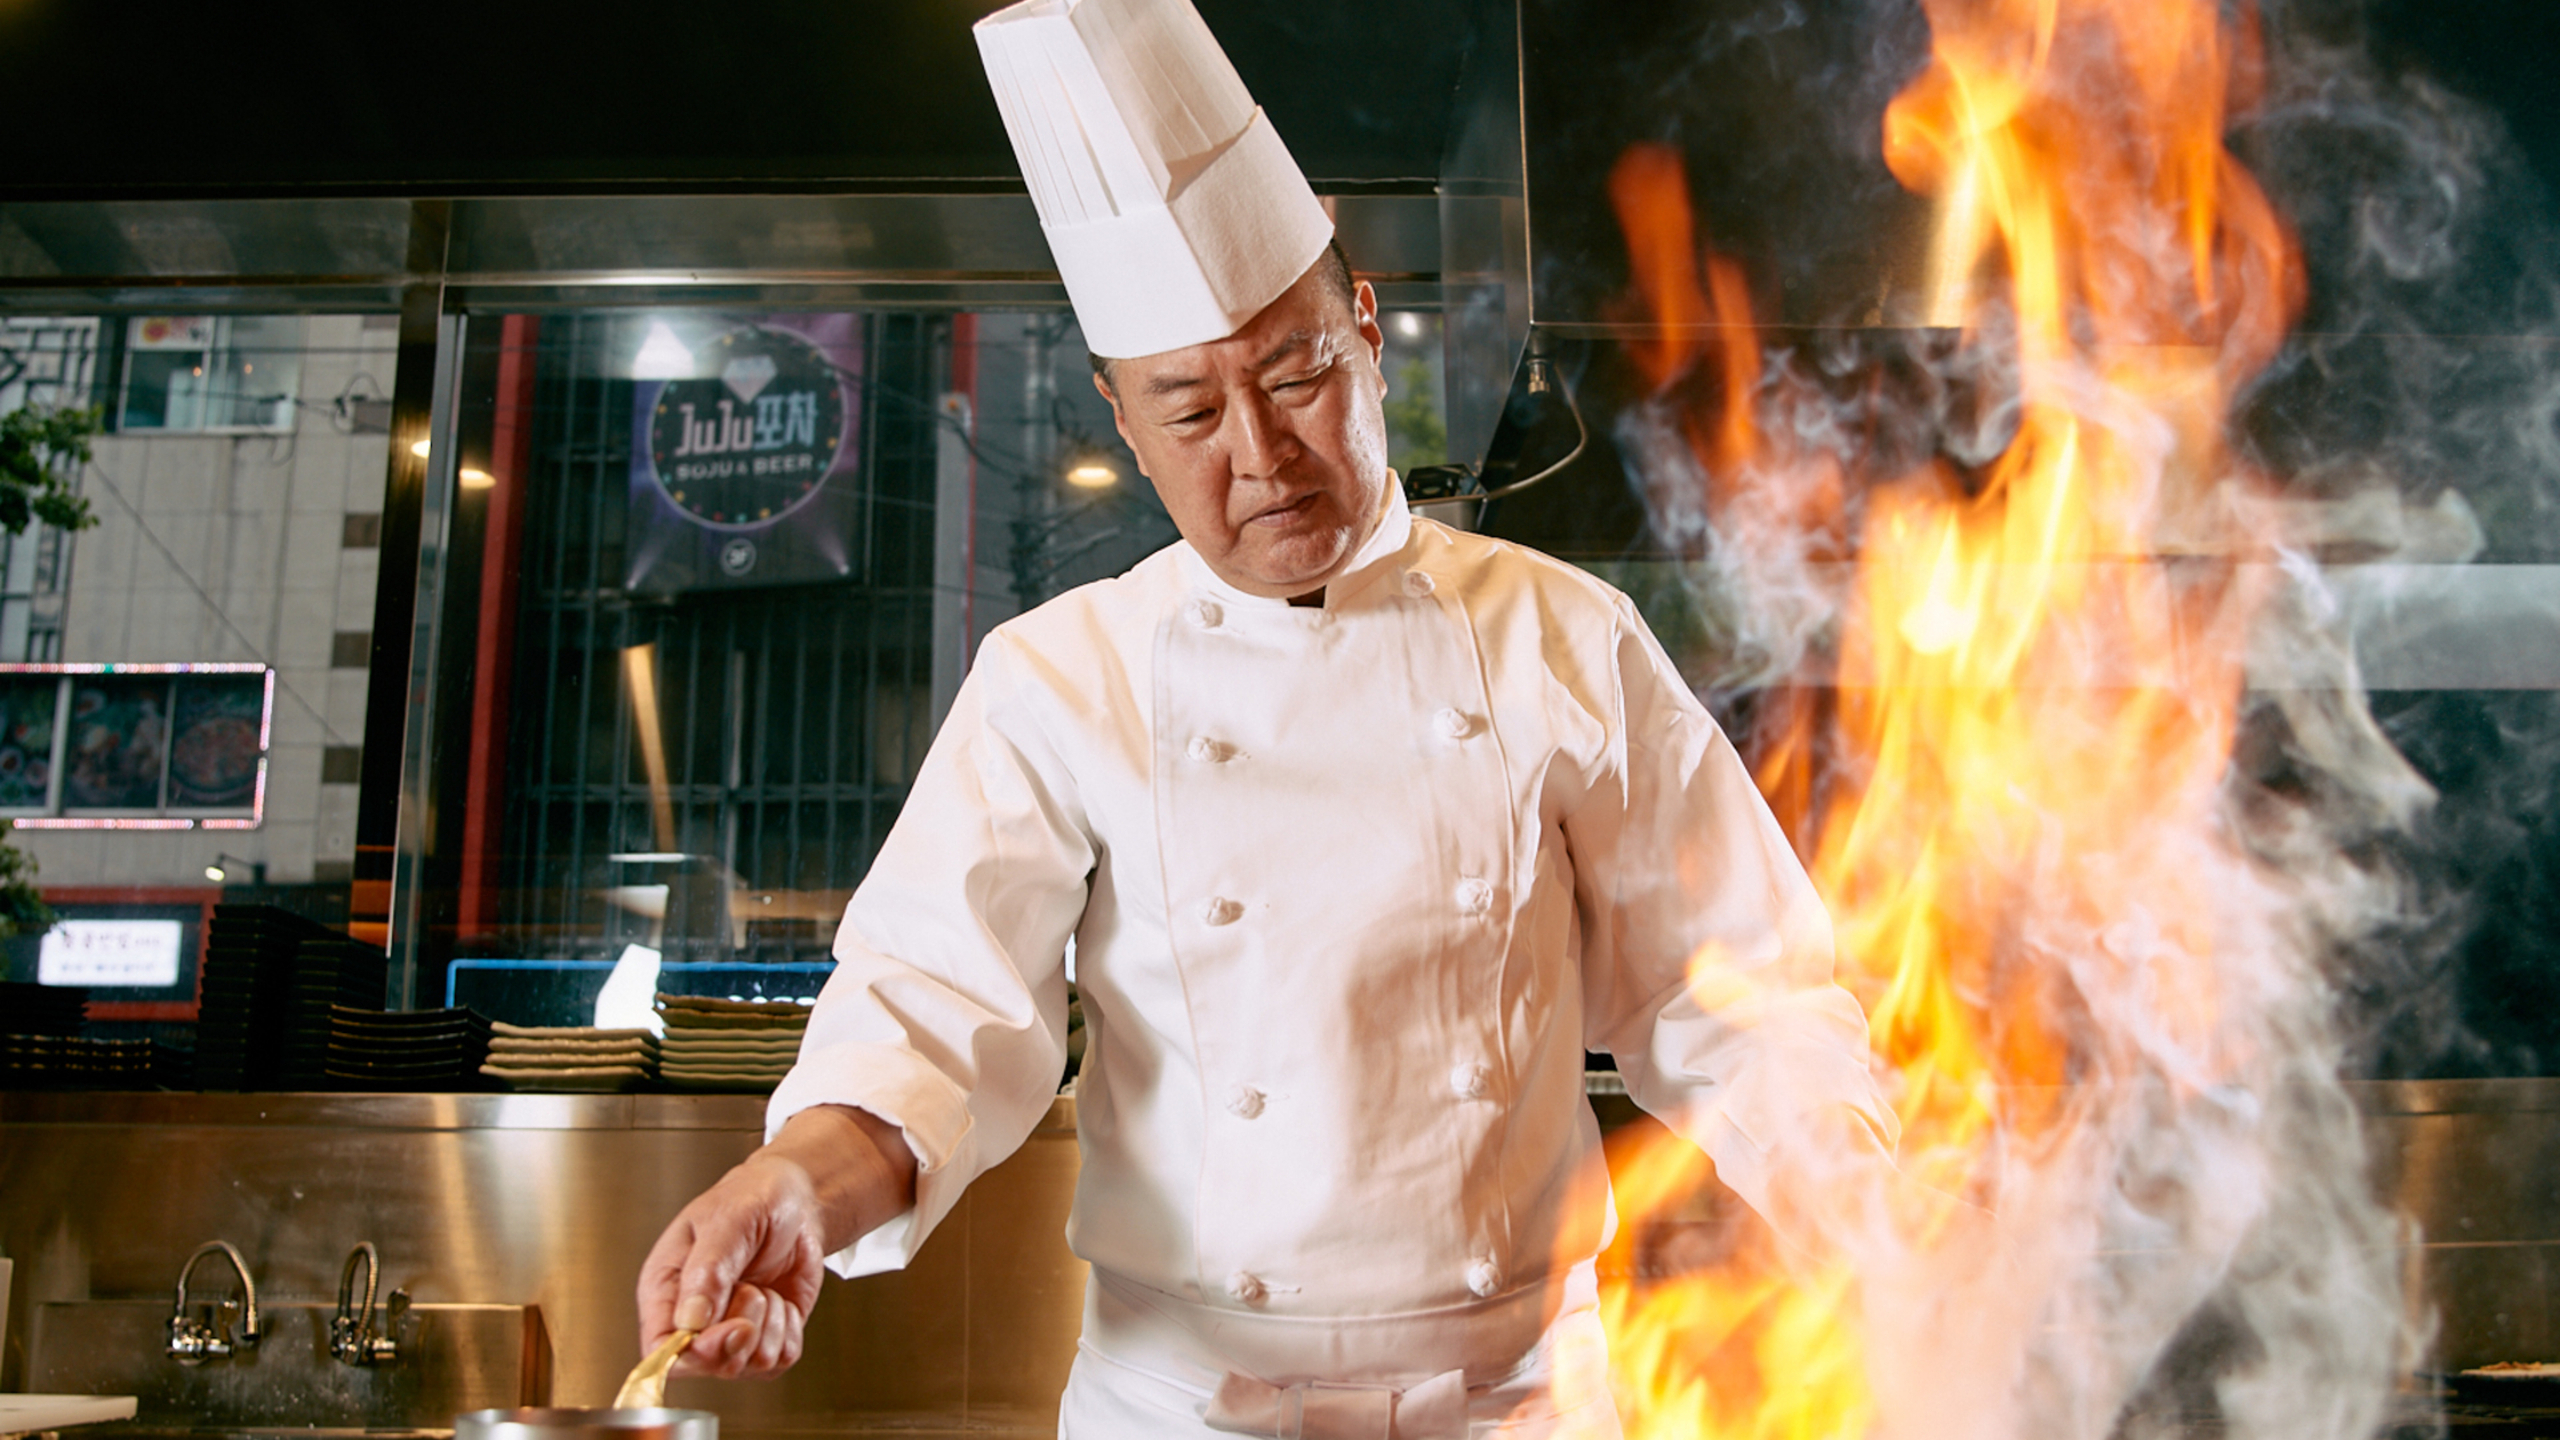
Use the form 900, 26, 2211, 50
1172, 476, 1417, 612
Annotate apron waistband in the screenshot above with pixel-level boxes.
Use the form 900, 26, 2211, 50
1202, 1368, 1467, 1440
1086, 1261, 1599, 1393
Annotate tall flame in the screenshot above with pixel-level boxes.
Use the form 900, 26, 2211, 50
1591, 0, 2398, 1436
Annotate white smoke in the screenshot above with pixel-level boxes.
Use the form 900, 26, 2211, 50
1589, 1, 2560, 1430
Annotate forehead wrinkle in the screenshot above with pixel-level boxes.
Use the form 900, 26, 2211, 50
1251, 328, 1322, 373
1141, 370, 1207, 398
1137, 326, 1330, 402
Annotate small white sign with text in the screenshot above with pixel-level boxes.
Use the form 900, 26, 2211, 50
38, 918, 185, 989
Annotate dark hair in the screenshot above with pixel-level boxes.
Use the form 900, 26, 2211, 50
1090, 237, 1357, 390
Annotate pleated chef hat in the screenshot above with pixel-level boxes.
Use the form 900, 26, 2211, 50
973, 0, 1335, 360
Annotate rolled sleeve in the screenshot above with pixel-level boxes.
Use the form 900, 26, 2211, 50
764, 633, 1095, 1277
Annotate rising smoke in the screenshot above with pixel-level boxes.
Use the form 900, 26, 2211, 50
1603, 0, 2560, 1435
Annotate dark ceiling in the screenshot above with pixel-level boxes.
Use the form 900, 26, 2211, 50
0, 0, 1483, 199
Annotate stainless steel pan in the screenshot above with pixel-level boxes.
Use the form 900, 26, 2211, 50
456, 1407, 717, 1440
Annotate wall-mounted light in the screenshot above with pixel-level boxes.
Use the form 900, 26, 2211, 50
633, 322, 695, 381
1395, 312, 1426, 339
460, 468, 495, 490
409, 438, 431, 459
205, 853, 266, 885
1066, 461, 1119, 489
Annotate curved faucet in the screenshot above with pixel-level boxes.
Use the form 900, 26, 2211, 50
166, 1240, 261, 1364
331, 1241, 406, 1366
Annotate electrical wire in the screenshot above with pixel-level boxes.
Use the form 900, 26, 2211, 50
1407, 359, 1590, 508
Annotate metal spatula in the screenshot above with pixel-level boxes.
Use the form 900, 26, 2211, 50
612, 1328, 698, 1409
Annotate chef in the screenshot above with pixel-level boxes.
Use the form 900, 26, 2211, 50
638, 0, 1901, 1433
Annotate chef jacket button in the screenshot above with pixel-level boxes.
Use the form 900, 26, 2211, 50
1466, 1259, 1503, 1298
1226, 1085, 1266, 1119
1450, 1062, 1490, 1100
1202, 896, 1243, 926
1227, 1271, 1268, 1306
1187, 599, 1223, 629
1455, 877, 1492, 915
1404, 570, 1436, 598
1435, 708, 1475, 740
1186, 736, 1230, 763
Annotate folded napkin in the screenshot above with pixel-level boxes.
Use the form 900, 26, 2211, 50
481, 1062, 652, 1093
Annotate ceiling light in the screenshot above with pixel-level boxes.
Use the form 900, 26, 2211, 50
1395, 313, 1425, 338
633, 322, 695, 381
1067, 462, 1118, 489
460, 468, 495, 490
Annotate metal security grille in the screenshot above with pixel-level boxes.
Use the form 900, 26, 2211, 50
495, 312, 945, 967
0, 317, 102, 662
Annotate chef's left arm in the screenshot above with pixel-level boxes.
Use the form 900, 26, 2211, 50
1569, 598, 1906, 1258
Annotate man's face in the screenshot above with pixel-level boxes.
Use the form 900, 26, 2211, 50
1097, 262, 1391, 600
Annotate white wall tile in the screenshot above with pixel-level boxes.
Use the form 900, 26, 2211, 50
229, 446, 294, 516
289, 436, 352, 514
316, 785, 361, 860
325, 669, 371, 740
140, 438, 223, 518
255, 822, 319, 884
263, 670, 331, 744
16, 830, 105, 880
279, 510, 342, 590
274, 601, 335, 670
335, 548, 380, 617
262, 742, 322, 825
346, 437, 392, 512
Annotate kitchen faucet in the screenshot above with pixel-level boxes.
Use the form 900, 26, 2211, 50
165, 1240, 260, 1364
330, 1241, 407, 1367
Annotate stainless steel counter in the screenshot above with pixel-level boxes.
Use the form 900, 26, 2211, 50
0, 1092, 1083, 1438
4, 1077, 2555, 1436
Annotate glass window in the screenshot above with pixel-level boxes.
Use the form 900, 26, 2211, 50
403, 306, 1179, 1023
118, 315, 305, 433
0, 666, 271, 822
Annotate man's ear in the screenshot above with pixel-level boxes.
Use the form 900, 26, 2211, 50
1096, 372, 1145, 473
1353, 279, 1386, 368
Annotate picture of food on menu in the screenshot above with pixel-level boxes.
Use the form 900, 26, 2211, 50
63, 678, 170, 811
0, 678, 59, 809
169, 676, 264, 809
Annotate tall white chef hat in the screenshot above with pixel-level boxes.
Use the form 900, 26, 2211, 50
973, 0, 1336, 361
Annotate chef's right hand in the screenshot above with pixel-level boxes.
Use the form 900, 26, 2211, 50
637, 1104, 919, 1379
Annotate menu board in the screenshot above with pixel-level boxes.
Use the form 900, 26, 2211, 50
0, 677, 58, 809
63, 677, 167, 811
168, 676, 263, 809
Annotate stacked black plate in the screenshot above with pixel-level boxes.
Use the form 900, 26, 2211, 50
198, 905, 390, 1091
278, 934, 390, 1088
0, 980, 88, 1036
0, 984, 187, 1088
2, 981, 88, 1088
324, 1007, 493, 1090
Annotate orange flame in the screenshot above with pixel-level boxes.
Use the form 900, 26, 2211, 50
1597, 0, 2304, 1433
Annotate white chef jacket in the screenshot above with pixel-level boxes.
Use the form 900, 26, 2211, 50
767, 484, 1895, 1420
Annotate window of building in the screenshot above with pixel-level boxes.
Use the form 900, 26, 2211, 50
117, 315, 305, 433
0, 664, 272, 827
